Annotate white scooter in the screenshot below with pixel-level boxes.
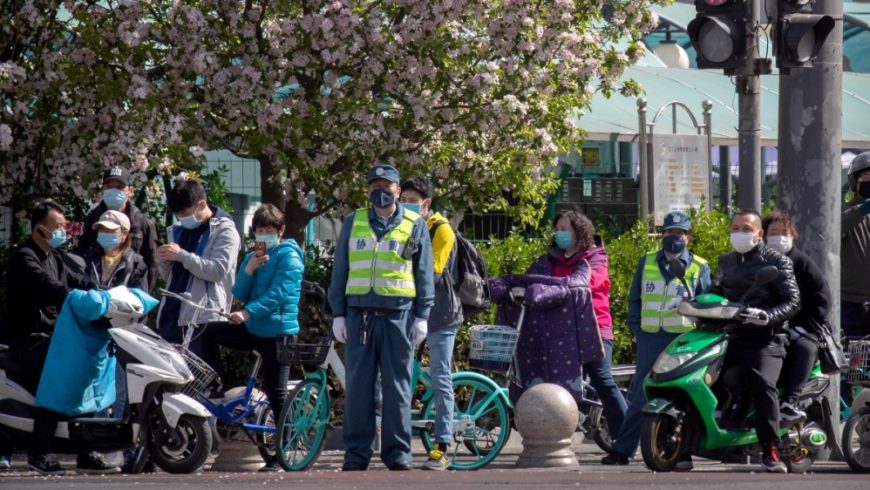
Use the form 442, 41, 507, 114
0, 287, 212, 474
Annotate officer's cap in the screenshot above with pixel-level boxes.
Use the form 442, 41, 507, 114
663, 211, 691, 231
367, 164, 400, 184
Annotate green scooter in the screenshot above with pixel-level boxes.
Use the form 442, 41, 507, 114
639, 261, 838, 473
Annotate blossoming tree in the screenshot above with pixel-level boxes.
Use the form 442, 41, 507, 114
2, 0, 660, 239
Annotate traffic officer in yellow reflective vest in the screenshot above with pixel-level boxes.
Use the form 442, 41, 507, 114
603, 211, 711, 468
328, 164, 435, 471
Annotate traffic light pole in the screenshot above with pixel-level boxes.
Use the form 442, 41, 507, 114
777, 0, 843, 456
736, 0, 762, 212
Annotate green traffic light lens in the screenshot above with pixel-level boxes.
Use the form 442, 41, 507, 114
698, 20, 734, 63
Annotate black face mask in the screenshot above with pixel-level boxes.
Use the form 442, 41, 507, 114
858, 180, 870, 199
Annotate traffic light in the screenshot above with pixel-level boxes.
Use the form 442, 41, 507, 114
775, 0, 835, 71
687, 0, 748, 74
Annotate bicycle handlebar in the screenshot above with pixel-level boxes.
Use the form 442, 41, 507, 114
158, 288, 230, 319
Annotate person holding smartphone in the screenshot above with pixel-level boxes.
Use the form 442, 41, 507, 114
196, 204, 304, 472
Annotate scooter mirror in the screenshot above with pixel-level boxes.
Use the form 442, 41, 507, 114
668, 257, 687, 279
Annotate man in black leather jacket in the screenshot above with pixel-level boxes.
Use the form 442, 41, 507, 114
710, 210, 801, 473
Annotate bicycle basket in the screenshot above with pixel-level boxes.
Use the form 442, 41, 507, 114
173, 345, 218, 398
846, 340, 870, 387
277, 336, 331, 366
468, 324, 519, 373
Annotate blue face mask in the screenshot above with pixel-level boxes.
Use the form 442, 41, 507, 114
97, 232, 122, 251
402, 203, 421, 214
370, 188, 396, 209
46, 228, 67, 249
255, 234, 280, 250
177, 213, 202, 230
662, 235, 686, 255
102, 188, 127, 210
554, 230, 575, 250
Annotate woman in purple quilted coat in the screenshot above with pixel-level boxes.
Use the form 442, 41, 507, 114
488, 210, 627, 438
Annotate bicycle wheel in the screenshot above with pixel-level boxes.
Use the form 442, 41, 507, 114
254, 403, 277, 463
420, 375, 511, 470
276, 378, 329, 471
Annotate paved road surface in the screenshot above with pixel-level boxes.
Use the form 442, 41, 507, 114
1, 432, 865, 489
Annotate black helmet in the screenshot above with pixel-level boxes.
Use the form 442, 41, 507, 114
848, 151, 870, 191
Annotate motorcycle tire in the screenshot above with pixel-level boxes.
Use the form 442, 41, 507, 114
842, 406, 870, 473
640, 413, 688, 472
147, 413, 212, 474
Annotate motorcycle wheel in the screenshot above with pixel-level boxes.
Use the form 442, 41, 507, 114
842, 406, 870, 473
783, 450, 816, 474
640, 413, 687, 472
587, 405, 613, 453
147, 413, 212, 474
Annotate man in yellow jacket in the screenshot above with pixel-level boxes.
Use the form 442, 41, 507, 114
399, 176, 463, 470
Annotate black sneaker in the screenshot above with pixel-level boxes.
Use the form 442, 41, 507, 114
780, 402, 807, 424
601, 451, 629, 465
387, 460, 413, 471
28, 454, 65, 476
258, 459, 282, 472
341, 461, 368, 471
76, 451, 121, 475
761, 442, 788, 473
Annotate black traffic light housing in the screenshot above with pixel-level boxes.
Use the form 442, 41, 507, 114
775, 0, 835, 72
687, 0, 748, 74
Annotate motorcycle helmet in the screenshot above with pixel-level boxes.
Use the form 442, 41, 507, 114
847, 151, 870, 191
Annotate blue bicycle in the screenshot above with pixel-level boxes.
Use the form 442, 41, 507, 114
161, 289, 280, 464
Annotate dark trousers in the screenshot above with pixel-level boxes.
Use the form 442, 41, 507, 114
198, 322, 291, 426
726, 336, 786, 444
780, 329, 818, 405
842, 301, 870, 340
16, 337, 87, 459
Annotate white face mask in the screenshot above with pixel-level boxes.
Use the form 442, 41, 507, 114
766, 235, 793, 254
730, 232, 757, 254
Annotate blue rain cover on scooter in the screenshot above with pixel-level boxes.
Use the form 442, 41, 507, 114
35, 289, 117, 417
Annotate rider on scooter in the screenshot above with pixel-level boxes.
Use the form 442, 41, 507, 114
710, 210, 801, 473
3, 200, 117, 475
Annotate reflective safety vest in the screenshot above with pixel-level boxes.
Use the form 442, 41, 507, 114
640, 252, 707, 333
345, 208, 420, 297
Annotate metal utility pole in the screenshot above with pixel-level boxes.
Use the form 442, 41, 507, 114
736, 0, 763, 212
720, 145, 732, 212
777, 0, 843, 455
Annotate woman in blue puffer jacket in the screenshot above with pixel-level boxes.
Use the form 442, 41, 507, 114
198, 203, 304, 470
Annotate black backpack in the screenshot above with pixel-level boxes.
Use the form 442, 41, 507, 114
430, 220, 490, 318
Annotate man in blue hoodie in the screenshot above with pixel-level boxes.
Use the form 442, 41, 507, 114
328, 164, 434, 471
155, 178, 240, 352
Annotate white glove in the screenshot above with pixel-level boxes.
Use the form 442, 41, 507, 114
412, 317, 428, 345
741, 307, 769, 326
665, 297, 682, 312
332, 316, 347, 343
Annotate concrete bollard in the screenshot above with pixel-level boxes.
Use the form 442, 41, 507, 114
514, 383, 579, 468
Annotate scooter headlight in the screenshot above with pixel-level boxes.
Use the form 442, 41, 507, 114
156, 350, 193, 380
652, 352, 694, 374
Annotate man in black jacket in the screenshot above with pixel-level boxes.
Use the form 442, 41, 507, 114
4, 200, 118, 475
73, 167, 159, 292
711, 210, 801, 474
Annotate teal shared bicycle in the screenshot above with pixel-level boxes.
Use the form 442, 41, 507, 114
274, 281, 512, 471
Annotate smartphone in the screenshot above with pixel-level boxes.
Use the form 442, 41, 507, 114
254, 241, 267, 255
